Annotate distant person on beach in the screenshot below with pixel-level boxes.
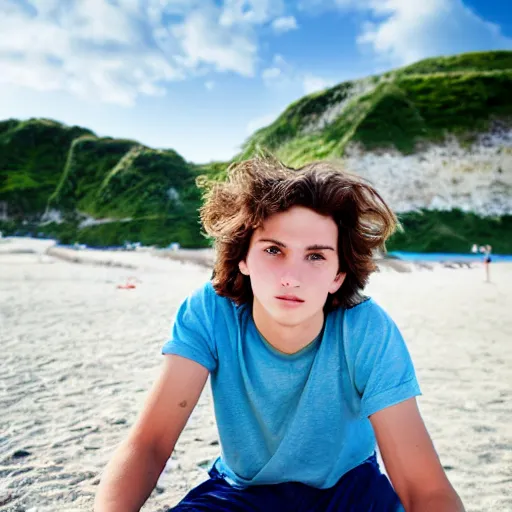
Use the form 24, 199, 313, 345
482, 245, 492, 283
472, 244, 492, 282
95, 157, 465, 512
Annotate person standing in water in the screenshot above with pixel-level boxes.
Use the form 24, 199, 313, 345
95, 156, 465, 512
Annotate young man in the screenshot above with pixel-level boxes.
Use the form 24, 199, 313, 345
95, 158, 465, 511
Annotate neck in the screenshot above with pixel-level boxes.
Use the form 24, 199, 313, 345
252, 298, 324, 355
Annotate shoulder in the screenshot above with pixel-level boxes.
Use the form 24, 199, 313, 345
342, 297, 394, 331
184, 280, 239, 319
337, 299, 419, 407
188, 280, 230, 305
335, 297, 404, 360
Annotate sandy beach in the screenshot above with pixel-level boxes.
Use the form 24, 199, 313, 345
1, 239, 511, 512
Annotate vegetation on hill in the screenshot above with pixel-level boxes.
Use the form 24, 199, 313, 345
239, 50, 512, 166
0, 212, 207, 249
395, 50, 512, 75
49, 137, 200, 219
0, 50, 511, 251
0, 119, 93, 217
388, 210, 512, 254
0, 119, 206, 247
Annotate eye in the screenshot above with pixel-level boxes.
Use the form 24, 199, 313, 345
265, 246, 281, 256
307, 253, 325, 261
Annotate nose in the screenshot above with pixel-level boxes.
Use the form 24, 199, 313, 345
280, 273, 300, 288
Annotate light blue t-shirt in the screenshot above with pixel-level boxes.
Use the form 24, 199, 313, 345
162, 281, 420, 489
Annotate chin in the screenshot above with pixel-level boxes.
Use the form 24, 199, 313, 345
269, 308, 311, 327
273, 317, 305, 328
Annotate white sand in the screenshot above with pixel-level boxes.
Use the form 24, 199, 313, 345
1, 240, 511, 511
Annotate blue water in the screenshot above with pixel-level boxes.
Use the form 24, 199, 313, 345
388, 251, 512, 263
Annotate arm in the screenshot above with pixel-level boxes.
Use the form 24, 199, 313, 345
370, 398, 465, 512
94, 355, 209, 512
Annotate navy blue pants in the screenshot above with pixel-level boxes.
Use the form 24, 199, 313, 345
168, 454, 404, 511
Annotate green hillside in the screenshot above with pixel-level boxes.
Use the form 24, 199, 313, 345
0, 50, 511, 251
388, 210, 512, 254
239, 50, 512, 166
0, 119, 93, 217
0, 119, 206, 247
49, 137, 198, 219
396, 50, 512, 75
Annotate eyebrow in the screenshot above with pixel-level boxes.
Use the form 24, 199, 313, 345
257, 238, 336, 251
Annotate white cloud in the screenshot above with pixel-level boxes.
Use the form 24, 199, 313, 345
172, 6, 257, 76
0, 0, 283, 105
303, 74, 333, 94
272, 16, 299, 33
0, 1, 182, 106
261, 53, 333, 95
262, 67, 282, 80
261, 54, 333, 95
220, 0, 285, 26
261, 54, 295, 87
358, 0, 512, 66
273, 54, 288, 67
246, 112, 278, 133
299, 0, 512, 66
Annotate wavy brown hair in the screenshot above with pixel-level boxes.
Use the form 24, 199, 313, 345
199, 156, 397, 310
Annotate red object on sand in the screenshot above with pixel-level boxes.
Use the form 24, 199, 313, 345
117, 276, 139, 289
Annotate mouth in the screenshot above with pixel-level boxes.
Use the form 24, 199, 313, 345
275, 295, 304, 303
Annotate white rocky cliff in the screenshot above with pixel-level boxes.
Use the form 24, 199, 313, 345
343, 128, 512, 216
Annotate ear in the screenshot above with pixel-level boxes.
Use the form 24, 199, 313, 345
238, 260, 250, 276
329, 272, 346, 294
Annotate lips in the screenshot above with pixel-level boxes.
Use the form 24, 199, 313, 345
275, 295, 304, 303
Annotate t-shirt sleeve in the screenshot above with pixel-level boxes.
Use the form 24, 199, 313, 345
161, 281, 218, 372
346, 300, 421, 418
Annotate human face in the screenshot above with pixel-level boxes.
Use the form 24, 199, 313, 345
238, 206, 345, 329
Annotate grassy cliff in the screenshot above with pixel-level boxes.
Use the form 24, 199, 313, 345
239, 50, 512, 166
49, 137, 199, 219
0, 119, 206, 247
0, 119, 93, 217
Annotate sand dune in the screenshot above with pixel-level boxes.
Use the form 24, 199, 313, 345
1, 239, 511, 511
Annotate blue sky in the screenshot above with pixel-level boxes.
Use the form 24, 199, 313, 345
0, 0, 511, 164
